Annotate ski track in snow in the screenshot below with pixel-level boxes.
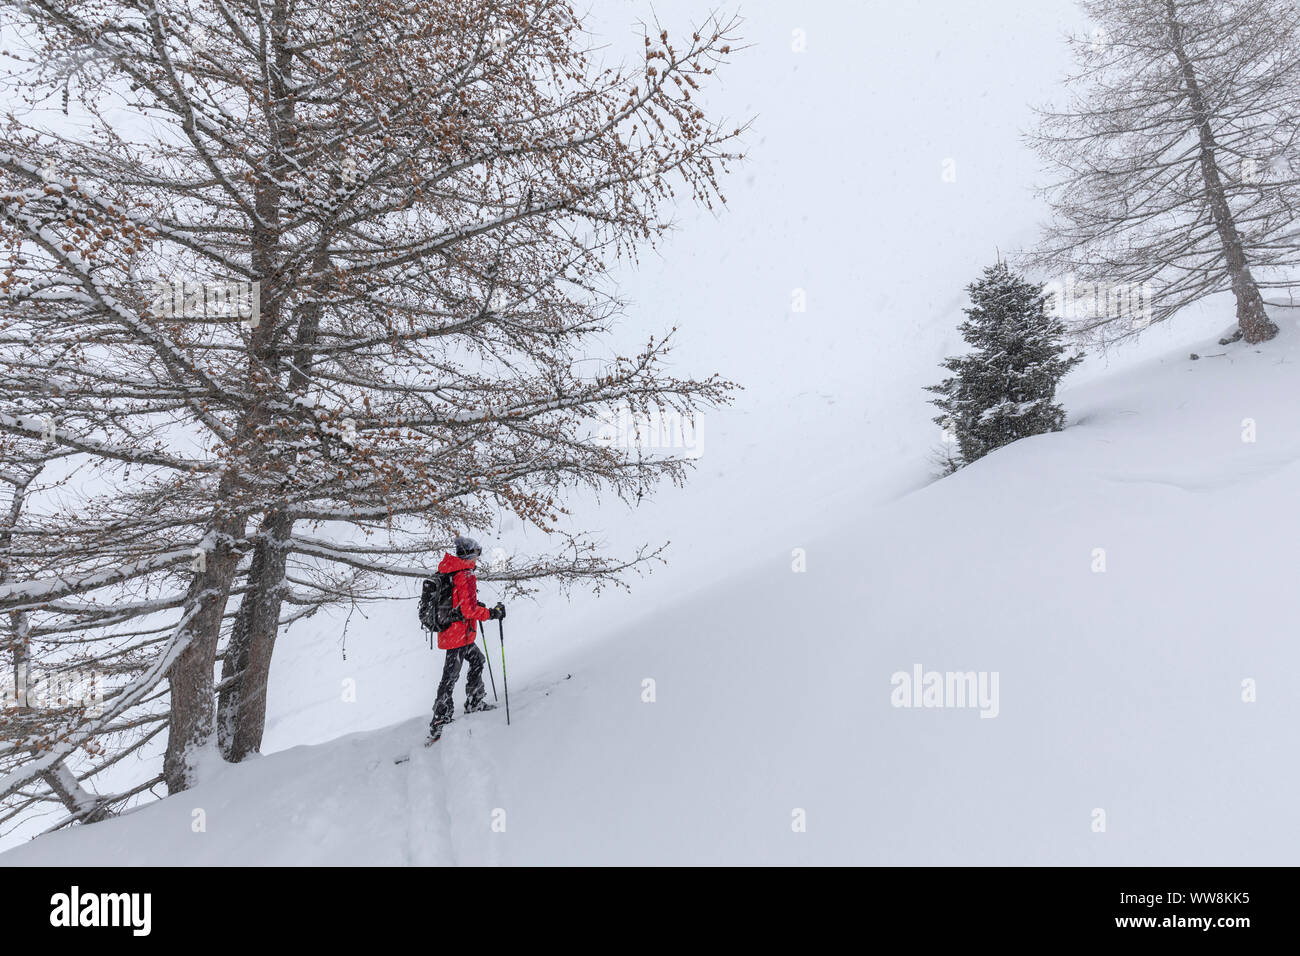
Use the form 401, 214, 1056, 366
393, 729, 450, 866
388, 712, 505, 865
440, 723, 503, 866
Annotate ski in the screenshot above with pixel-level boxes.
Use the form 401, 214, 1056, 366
394, 723, 447, 763
392, 703, 493, 763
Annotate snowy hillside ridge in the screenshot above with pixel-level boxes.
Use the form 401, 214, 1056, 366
5, 332, 1297, 866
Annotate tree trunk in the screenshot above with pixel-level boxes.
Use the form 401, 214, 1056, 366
216, 235, 326, 761
2, 468, 36, 708
1166, 0, 1279, 344
217, 510, 292, 761
162, 507, 245, 793
10, 611, 29, 708
204, 0, 298, 769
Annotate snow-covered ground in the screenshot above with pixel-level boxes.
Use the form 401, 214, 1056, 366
6, 327, 1297, 865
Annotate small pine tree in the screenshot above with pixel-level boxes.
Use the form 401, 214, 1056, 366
928, 263, 1082, 470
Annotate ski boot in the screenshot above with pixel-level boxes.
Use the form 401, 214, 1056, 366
427, 716, 453, 745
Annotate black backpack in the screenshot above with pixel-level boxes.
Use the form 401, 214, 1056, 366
418, 572, 463, 632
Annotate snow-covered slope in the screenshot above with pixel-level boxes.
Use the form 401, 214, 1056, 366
7, 331, 1297, 866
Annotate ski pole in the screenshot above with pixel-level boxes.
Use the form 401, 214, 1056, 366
498, 619, 510, 726
479, 620, 498, 702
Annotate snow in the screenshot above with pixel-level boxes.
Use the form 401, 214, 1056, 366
5, 331, 1298, 865
4, 0, 1297, 865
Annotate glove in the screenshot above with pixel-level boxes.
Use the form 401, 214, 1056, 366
489, 602, 506, 621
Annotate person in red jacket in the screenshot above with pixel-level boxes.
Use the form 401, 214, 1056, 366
430, 536, 505, 740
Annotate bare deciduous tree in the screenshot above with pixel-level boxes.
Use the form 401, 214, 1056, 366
0, 0, 745, 824
1030, 0, 1300, 345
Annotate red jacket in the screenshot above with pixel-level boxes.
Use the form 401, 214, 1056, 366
436, 552, 492, 650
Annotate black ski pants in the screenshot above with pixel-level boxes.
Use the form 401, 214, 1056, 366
432, 641, 486, 727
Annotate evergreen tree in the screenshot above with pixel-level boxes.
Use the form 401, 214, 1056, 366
928, 263, 1083, 470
